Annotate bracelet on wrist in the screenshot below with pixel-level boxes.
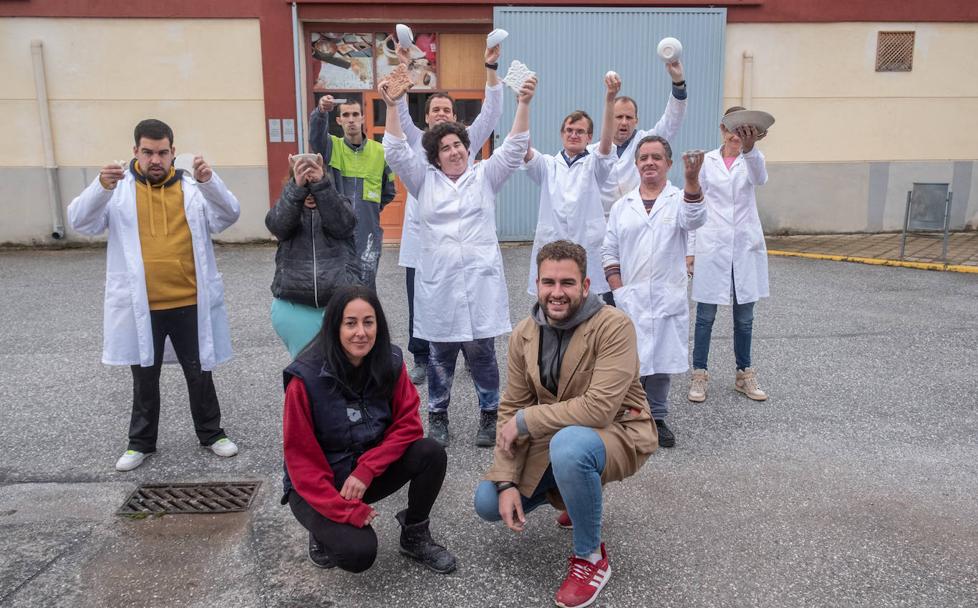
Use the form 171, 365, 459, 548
485, 62, 499, 70
673, 80, 686, 87
494, 481, 517, 493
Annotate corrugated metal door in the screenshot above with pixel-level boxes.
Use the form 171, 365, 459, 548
492, 6, 727, 240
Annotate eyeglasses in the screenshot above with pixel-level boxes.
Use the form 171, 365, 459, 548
563, 128, 589, 137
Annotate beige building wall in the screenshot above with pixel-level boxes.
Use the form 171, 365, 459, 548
724, 22, 978, 232
0, 17, 270, 244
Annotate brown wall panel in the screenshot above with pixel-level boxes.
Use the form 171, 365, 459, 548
439, 34, 490, 90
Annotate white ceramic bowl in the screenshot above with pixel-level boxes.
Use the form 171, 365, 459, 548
657, 37, 683, 62
396, 24, 413, 49
487, 28, 508, 48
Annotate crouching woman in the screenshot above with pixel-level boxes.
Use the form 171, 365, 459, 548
281, 285, 456, 573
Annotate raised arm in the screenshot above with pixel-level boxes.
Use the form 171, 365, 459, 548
380, 78, 426, 196
642, 61, 688, 143
484, 76, 536, 192
598, 71, 621, 156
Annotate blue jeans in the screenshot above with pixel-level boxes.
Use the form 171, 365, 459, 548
428, 338, 499, 413
640, 373, 671, 421
474, 426, 607, 557
692, 296, 755, 371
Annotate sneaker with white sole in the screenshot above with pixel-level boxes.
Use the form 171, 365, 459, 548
209, 437, 239, 457
687, 368, 708, 402
554, 543, 612, 608
735, 367, 768, 401
115, 450, 149, 472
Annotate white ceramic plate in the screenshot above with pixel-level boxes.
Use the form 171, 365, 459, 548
657, 37, 683, 62
487, 28, 508, 48
396, 24, 413, 48
721, 110, 775, 132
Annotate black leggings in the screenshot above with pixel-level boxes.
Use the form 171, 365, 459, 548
288, 438, 447, 573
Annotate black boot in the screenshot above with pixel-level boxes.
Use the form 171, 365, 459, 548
475, 410, 497, 447
395, 509, 456, 574
308, 532, 335, 569
428, 411, 449, 447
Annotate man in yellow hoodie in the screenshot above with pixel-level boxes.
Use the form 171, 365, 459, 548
68, 119, 241, 471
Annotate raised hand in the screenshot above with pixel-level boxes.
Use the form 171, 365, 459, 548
318, 94, 335, 114
192, 155, 212, 183
682, 149, 705, 185
666, 59, 685, 84
517, 75, 537, 104
485, 44, 501, 65
735, 125, 763, 152
605, 70, 622, 99
99, 163, 125, 190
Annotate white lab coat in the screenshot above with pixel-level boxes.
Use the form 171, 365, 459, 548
383, 130, 528, 343
602, 184, 706, 376
591, 92, 687, 211
397, 83, 504, 269
67, 170, 240, 370
687, 147, 769, 305
525, 149, 615, 295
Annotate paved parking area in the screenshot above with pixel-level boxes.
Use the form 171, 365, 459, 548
1, 244, 976, 607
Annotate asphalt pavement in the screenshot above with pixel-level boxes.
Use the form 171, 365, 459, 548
1, 244, 976, 608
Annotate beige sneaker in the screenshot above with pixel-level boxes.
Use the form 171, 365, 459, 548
687, 369, 708, 402
735, 368, 768, 401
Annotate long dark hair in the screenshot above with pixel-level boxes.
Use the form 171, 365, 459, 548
319, 286, 396, 397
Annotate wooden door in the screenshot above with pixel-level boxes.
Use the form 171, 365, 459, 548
363, 91, 491, 243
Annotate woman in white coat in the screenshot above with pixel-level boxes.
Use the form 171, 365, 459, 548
686, 107, 769, 403
380, 73, 537, 448
602, 135, 707, 448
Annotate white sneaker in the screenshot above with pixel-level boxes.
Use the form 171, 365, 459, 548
115, 450, 149, 472
209, 437, 239, 457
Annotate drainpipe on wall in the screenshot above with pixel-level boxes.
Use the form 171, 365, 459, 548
741, 50, 754, 109
291, 2, 306, 153
31, 40, 65, 239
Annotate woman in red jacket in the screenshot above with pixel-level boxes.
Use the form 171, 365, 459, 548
281, 285, 455, 573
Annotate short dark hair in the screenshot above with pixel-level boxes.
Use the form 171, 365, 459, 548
561, 111, 593, 135
613, 96, 639, 117
318, 285, 396, 399
134, 119, 174, 147
425, 93, 455, 116
537, 240, 587, 280
421, 122, 470, 168
634, 135, 672, 162
337, 99, 362, 113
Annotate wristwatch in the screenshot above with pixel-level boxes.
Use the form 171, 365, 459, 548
485, 62, 499, 70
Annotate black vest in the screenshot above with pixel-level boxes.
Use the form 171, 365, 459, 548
281, 344, 403, 499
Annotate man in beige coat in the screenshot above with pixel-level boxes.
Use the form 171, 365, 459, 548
474, 240, 657, 608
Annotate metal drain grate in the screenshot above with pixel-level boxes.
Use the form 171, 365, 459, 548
117, 481, 260, 515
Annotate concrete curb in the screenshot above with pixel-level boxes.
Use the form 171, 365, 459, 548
767, 249, 978, 274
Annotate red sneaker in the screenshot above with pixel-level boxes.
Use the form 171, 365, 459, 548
556, 511, 573, 529
554, 543, 611, 608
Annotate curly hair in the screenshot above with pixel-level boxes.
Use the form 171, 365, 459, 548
537, 240, 587, 280
421, 122, 470, 168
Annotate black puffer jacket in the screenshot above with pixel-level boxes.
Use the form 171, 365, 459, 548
266, 177, 361, 308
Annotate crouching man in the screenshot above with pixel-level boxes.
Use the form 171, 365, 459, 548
474, 240, 657, 608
